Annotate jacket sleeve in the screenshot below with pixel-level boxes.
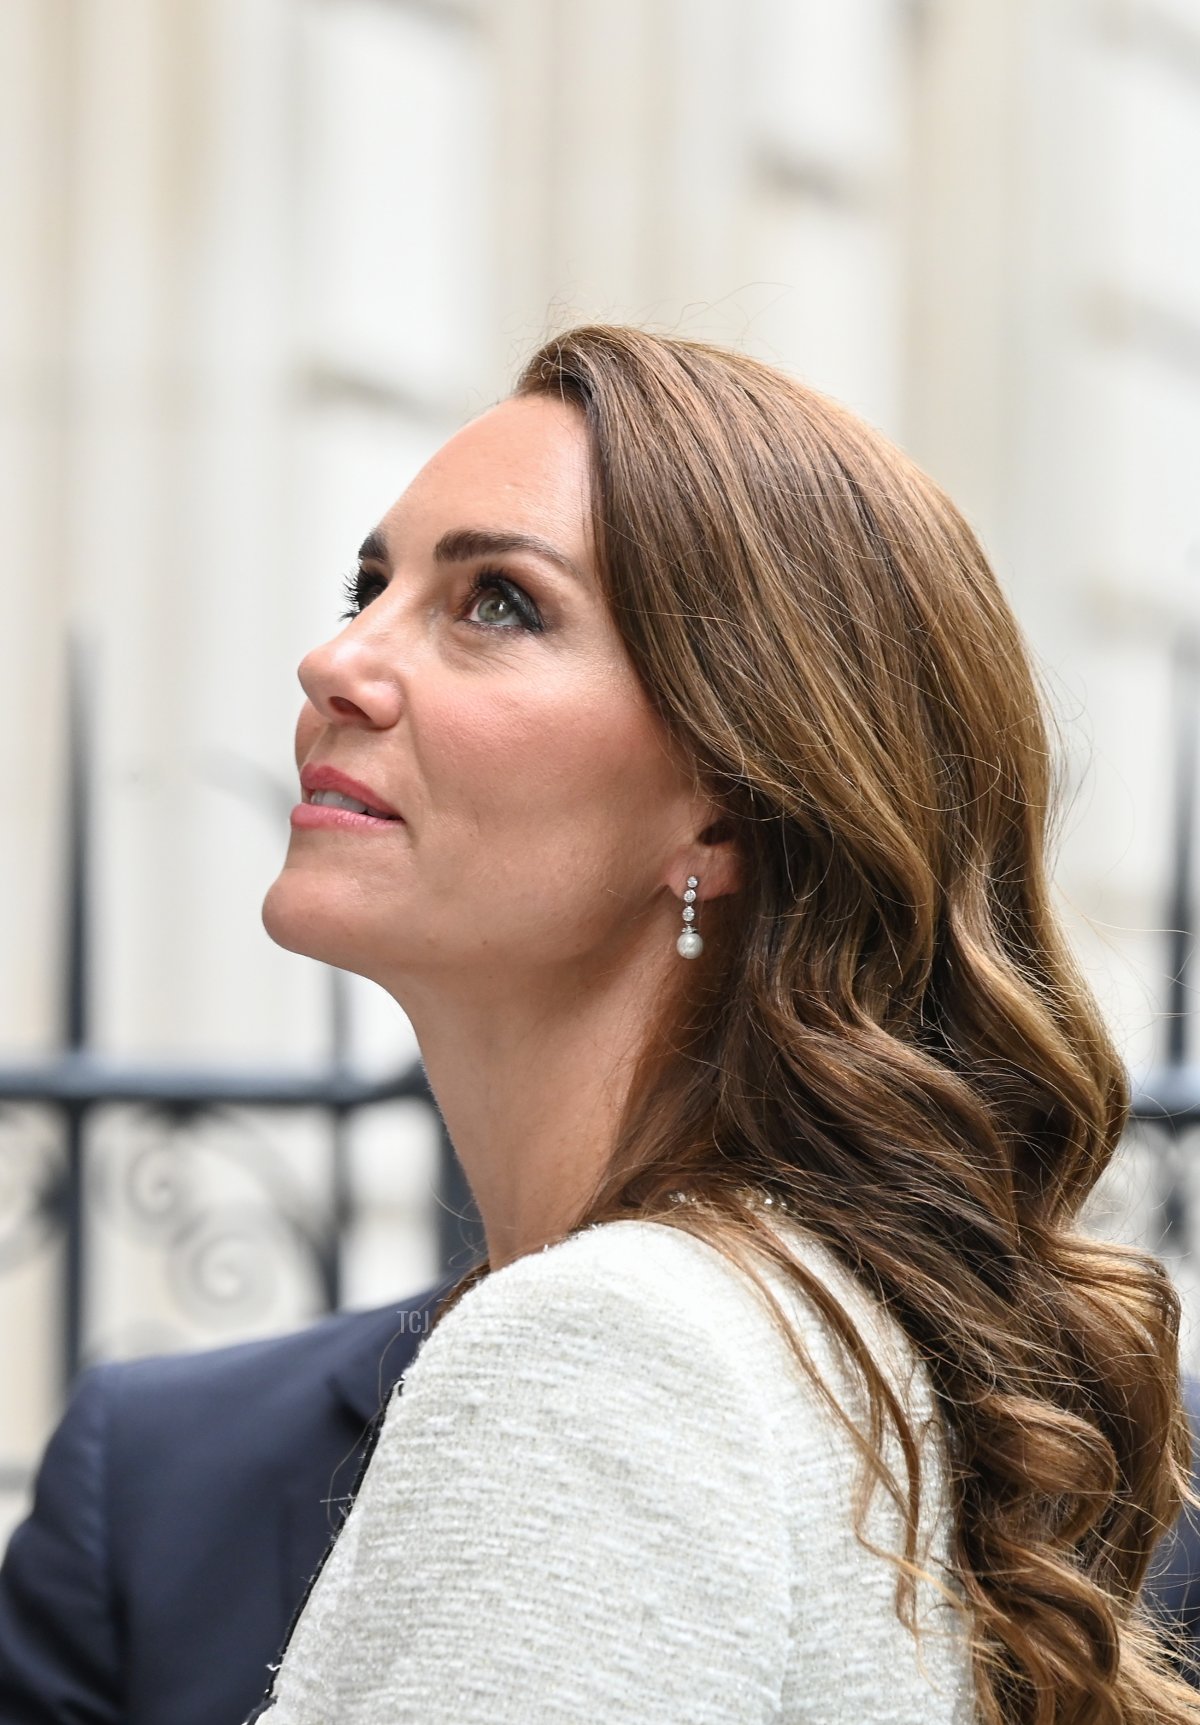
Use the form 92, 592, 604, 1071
267, 1240, 794, 1725
1142, 1377, 1200, 1683
0, 1368, 123, 1725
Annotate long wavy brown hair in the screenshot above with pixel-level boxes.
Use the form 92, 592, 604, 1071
435, 325, 1197, 1724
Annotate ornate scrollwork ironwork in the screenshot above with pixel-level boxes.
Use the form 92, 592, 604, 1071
91, 1102, 334, 1344
0, 1106, 64, 1273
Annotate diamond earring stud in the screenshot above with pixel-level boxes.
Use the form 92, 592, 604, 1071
676, 876, 703, 959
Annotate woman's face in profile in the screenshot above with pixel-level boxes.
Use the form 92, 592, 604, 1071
262, 393, 704, 995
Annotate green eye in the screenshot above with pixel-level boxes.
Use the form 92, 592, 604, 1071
471, 586, 518, 626
462, 571, 544, 633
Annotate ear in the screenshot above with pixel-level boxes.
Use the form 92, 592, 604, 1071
675, 813, 742, 900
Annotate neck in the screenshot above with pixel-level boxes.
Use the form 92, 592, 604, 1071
393, 937, 682, 1271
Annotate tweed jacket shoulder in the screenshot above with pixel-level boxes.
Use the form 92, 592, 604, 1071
258, 1214, 978, 1724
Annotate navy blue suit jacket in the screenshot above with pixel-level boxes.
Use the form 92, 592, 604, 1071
0, 1280, 454, 1725
1146, 1377, 1200, 1682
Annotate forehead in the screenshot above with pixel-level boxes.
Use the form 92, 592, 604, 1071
381, 394, 593, 553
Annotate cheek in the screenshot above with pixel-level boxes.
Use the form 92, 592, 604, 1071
418, 671, 678, 857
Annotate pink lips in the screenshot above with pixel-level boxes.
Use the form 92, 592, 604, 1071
292, 762, 404, 832
290, 802, 400, 832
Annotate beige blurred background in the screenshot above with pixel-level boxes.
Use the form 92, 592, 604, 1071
2, 0, 1199, 1544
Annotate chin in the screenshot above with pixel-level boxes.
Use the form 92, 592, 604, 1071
261, 872, 356, 969
261, 870, 422, 989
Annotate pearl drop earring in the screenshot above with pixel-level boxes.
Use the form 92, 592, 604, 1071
676, 876, 703, 959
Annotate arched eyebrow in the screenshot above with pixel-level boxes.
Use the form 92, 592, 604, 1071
355, 526, 584, 582
357, 528, 390, 565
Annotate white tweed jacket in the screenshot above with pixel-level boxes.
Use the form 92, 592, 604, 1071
258, 1212, 978, 1724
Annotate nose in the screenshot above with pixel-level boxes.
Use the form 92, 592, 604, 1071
297, 626, 405, 730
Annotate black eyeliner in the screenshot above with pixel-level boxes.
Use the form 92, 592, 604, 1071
337, 566, 544, 633
461, 570, 545, 633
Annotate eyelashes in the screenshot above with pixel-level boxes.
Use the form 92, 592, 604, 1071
337, 567, 544, 634
338, 569, 385, 619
